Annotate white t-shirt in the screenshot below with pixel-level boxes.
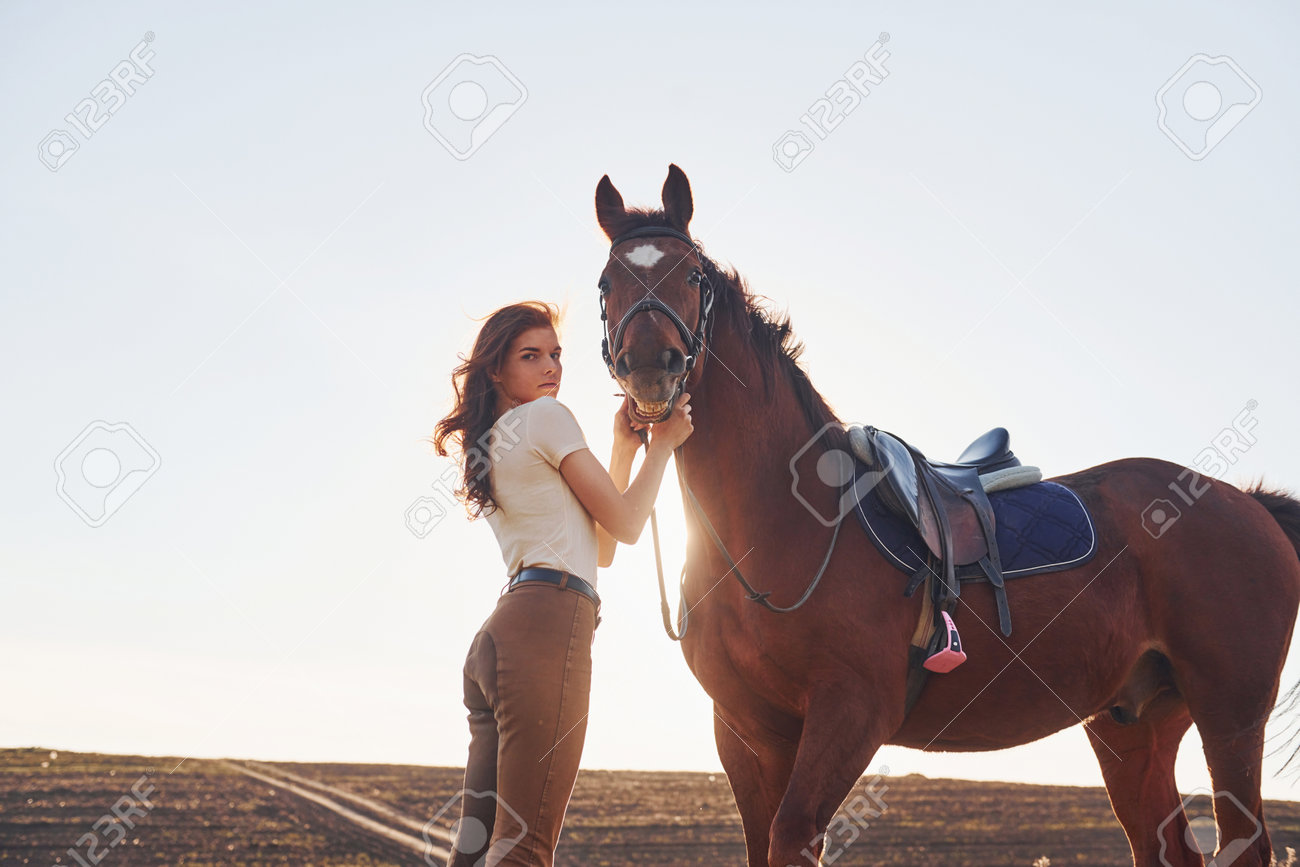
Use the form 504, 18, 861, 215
484, 396, 599, 585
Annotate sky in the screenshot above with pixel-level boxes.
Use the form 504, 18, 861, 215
4, 0, 1300, 805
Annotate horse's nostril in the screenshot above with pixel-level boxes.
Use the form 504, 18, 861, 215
662, 348, 687, 375
614, 355, 631, 378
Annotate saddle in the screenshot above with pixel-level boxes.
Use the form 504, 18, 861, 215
849, 427, 1042, 639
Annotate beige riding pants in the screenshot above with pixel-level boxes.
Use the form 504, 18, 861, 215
448, 582, 597, 867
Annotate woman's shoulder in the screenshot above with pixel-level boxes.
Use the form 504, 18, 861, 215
520, 395, 572, 415
530, 396, 583, 427
502, 397, 587, 463
500, 396, 582, 429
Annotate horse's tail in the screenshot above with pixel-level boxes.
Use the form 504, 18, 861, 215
1247, 482, 1300, 562
1247, 483, 1300, 774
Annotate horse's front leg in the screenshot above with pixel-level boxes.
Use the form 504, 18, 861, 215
713, 704, 798, 867
767, 690, 898, 867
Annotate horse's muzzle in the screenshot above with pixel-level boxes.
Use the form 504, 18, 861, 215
621, 372, 685, 424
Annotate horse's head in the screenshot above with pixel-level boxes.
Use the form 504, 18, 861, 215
595, 164, 713, 424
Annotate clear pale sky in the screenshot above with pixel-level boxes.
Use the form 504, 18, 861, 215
4, 1, 1300, 803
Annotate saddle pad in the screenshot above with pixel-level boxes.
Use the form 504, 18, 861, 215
853, 476, 1097, 582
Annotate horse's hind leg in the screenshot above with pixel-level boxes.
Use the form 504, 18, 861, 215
1199, 728, 1273, 867
1155, 631, 1288, 865
1158, 553, 1297, 865
713, 705, 796, 867
1179, 669, 1279, 867
1085, 691, 1195, 866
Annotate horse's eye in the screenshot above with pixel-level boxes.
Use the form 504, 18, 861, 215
688, 270, 703, 286
598, 279, 610, 295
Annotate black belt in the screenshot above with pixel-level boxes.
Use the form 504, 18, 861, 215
508, 568, 602, 621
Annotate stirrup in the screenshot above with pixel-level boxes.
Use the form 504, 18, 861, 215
922, 611, 967, 673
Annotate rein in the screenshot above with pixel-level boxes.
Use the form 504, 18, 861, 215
609, 229, 846, 642
662, 445, 848, 640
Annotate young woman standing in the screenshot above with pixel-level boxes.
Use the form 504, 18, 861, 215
432, 301, 693, 866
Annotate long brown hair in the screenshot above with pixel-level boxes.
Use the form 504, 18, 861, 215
432, 301, 561, 517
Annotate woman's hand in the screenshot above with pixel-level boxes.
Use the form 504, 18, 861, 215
613, 397, 647, 453
647, 392, 694, 456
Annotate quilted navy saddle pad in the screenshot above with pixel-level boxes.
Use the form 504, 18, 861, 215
852, 475, 1098, 582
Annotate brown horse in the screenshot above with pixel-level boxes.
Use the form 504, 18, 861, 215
592, 164, 1300, 867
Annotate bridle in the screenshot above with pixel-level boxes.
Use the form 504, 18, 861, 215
599, 226, 714, 385
598, 226, 847, 642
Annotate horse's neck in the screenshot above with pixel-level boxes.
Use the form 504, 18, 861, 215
676, 323, 822, 535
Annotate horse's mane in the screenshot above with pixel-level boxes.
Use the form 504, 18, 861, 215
610, 210, 842, 440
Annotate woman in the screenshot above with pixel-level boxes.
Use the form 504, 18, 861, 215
432, 301, 693, 866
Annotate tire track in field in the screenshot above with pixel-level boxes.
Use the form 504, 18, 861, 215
222, 759, 452, 863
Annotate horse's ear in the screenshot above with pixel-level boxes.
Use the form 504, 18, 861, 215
661, 164, 693, 233
595, 175, 627, 241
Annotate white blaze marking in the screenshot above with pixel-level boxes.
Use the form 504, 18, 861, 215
625, 244, 665, 268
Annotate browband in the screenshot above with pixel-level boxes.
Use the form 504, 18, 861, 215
608, 226, 698, 251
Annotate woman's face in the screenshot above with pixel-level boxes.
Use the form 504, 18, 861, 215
494, 325, 562, 411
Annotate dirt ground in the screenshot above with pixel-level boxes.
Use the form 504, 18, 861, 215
4, 747, 1300, 866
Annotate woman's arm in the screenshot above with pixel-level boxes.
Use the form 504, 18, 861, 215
560, 445, 672, 546
560, 394, 693, 548
596, 443, 637, 567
